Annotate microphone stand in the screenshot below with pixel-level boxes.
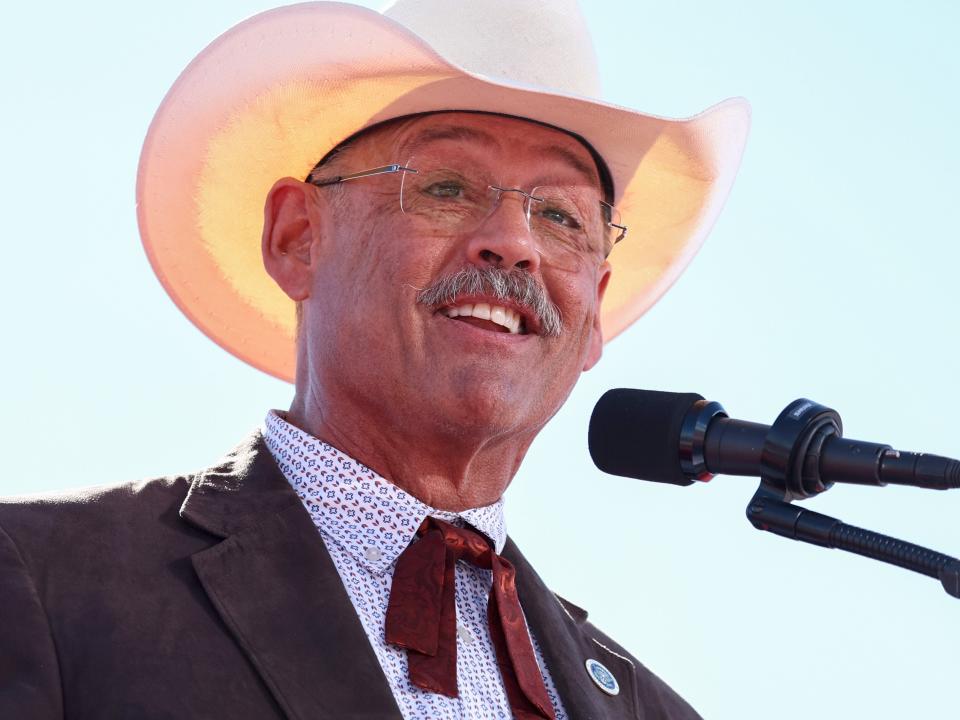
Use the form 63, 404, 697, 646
742, 399, 960, 599
747, 485, 960, 599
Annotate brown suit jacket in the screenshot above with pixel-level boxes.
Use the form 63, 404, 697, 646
0, 433, 702, 719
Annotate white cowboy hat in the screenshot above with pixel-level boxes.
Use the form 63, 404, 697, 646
137, 0, 750, 382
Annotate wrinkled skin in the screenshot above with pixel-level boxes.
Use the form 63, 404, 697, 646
262, 113, 611, 510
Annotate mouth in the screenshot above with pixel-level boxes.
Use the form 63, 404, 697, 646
438, 300, 533, 335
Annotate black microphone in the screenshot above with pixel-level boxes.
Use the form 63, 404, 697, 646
589, 388, 960, 497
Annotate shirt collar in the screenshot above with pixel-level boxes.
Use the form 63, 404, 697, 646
262, 410, 507, 574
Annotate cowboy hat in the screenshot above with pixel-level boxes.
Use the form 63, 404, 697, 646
137, 0, 750, 382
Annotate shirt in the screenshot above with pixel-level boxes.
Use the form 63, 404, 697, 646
263, 411, 567, 719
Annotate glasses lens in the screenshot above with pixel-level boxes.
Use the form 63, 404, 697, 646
400, 163, 497, 234
398, 158, 617, 263
530, 185, 609, 260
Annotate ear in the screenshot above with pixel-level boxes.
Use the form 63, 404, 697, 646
582, 261, 612, 371
262, 177, 322, 302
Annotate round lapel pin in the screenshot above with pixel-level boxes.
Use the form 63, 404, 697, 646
585, 658, 619, 696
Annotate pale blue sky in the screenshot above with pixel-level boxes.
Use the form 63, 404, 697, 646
2, 2, 958, 717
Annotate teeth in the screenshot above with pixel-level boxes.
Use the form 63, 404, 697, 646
443, 302, 525, 334
508, 310, 520, 334
504, 309, 517, 334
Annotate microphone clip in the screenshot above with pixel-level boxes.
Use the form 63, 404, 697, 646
742, 396, 960, 600
759, 398, 846, 502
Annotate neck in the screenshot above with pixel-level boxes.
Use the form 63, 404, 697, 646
286, 387, 534, 512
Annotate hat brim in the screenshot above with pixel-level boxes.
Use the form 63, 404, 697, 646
137, 2, 750, 382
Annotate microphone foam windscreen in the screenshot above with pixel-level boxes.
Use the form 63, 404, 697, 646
589, 388, 704, 486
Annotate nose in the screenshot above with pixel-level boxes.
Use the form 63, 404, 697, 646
463, 191, 541, 273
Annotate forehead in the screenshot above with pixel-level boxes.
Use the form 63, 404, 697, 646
369, 113, 603, 187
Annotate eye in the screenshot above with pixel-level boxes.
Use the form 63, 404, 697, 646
423, 180, 465, 199
537, 205, 581, 229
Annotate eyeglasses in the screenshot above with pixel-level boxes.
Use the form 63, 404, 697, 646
308, 161, 627, 264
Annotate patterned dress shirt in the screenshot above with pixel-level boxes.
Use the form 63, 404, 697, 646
263, 410, 567, 719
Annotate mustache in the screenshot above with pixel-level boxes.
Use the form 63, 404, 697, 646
416, 266, 563, 337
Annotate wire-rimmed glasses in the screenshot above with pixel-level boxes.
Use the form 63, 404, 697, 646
309, 160, 626, 264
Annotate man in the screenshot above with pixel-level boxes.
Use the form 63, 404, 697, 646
0, 1, 749, 717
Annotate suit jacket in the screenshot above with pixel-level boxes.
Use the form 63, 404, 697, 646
0, 433, 702, 719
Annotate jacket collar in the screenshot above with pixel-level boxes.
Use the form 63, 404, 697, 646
504, 539, 641, 719
180, 433, 637, 719
179, 431, 302, 538
180, 432, 403, 720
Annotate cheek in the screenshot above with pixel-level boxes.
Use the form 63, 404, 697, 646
360, 223, 460, 299
313, 217, 451, 330
549, 270, 600, 329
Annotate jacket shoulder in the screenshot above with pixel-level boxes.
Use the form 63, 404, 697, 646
0, 473, 193, 521
0, 474, 197, 568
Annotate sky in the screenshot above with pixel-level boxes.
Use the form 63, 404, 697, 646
2, 1, 958, 717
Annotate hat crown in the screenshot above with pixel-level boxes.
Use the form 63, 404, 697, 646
383, 0, 601, 97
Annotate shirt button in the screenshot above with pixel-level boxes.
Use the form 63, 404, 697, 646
364, 546, 382, 562
457, 623, 474, 645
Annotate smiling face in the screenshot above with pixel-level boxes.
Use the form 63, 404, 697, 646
272, 112, 611, 459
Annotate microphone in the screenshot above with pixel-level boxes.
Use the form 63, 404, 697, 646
589, 388, 960, 497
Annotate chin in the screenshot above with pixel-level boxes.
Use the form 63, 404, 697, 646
438, 378, 550, 437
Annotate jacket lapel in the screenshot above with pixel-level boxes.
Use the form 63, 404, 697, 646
180, 433, 402, 720
504, 539, 640, 720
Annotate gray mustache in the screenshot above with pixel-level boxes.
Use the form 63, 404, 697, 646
416, 267, 562, 337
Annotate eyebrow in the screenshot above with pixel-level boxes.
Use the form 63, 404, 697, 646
402, 124, 600, 185
403, 125, 498, 153
532, 144, 598, 185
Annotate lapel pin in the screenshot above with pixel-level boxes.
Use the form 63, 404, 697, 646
585, 658, 620, 696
